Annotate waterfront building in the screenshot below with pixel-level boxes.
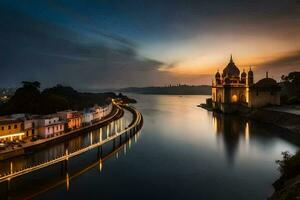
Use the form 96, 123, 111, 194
92, 106, 102, 122
212, 55, 281, 113
82, 108, 94, 125
0, 118, 25, 141
103, 103, 113, 117
24, 117, 39, 139
82, 103, 113, 125
57, 111, 83, 130
37, 115, 65, 138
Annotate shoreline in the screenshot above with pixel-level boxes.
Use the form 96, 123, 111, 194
199, 104, 300, 135
0, 104, 124, 161
199, 104, 300, 199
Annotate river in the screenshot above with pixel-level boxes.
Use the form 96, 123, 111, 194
0, 95, 299, 200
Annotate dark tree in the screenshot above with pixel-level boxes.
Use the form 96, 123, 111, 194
280, 71, 300, 104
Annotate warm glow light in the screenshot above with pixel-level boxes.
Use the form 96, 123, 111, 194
99, 159, 103, 172
0, 132, 25, 140
98, 129, 101, 142
246, 88, 249, 103
129, 138, 131, 149
245, 122, 250, 145
66, 173, 70, 192
212, 116, 217, 134
231, 95, 238, 103
10, 162, 13, 174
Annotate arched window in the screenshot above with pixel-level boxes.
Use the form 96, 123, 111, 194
231, 95, 238, 103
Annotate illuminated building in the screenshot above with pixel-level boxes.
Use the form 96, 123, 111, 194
82, 103, 113, 125
37, 115, 65, 138
212, 55, 280, 113
0, 118, 24, 141
57, 111, 83, 130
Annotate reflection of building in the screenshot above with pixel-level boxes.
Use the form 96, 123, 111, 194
212, 55, 280, 113
213, 112, 250, 165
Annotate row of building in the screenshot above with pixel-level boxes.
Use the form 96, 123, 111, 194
0, 103, 113, 142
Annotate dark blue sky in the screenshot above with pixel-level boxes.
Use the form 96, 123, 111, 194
1, 0, 300, 90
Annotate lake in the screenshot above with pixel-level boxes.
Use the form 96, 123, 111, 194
1, 95, 299, 200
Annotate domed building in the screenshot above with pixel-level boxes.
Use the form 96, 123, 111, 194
211, 55, 280, 113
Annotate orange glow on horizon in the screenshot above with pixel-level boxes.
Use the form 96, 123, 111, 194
157, 50, 297, 77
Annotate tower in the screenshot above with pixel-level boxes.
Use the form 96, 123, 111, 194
241, 69, 247, 84
215, 70, 221, 85
248, 67, 254, 86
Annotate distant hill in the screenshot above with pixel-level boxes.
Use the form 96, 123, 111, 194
118, 85, 211, 95
0, 82, 120, 115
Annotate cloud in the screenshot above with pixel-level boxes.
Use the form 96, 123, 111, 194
255, 50, 300, 79
0, 6, 169, 90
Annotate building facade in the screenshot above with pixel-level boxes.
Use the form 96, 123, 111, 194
0, 119, 24, 142
57, 111, 83, 130
37, 115, 65, 138
24, 118, 39, 139
212, 55, 280, 113
82, 103, 113, 125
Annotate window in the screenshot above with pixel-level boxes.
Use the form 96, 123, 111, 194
1, 126, 4, 131
8, 125, 11, 130
14, 124, 17, 129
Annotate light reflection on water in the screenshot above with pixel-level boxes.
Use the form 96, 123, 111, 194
0, 95, 299, 200
0, 110, 132, 175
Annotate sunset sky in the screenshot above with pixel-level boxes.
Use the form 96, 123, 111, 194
0, 0, 300, 90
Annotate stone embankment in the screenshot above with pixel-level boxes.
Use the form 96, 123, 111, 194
243, 108, 300, 135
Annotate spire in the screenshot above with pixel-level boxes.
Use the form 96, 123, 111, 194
230, 54, 233, 63
266, 71, 269, 78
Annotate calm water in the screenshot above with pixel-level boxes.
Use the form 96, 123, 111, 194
1, 95, 299, 200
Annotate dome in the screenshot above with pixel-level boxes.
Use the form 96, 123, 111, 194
222, 55, 240, 77
254, 78, 278, 88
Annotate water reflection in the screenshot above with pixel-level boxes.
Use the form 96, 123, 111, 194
213, 112, 252, 165
0, 112, 131, 177
0, 128, 142, 200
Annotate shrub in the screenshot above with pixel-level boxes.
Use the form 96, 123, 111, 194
276, 151, 300, 179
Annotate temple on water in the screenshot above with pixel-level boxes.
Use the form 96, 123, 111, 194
211, 55, 280, 113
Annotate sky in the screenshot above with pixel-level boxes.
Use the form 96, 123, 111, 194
0, 0, 300, 90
